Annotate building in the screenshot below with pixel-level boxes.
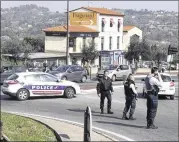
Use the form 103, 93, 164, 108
43, 7, 142, 69
123, 25, 142, 51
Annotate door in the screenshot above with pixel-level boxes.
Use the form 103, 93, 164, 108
66, 66, 77, 81
40, 74, 63, 96
72, 66, 84, 81
24, 74, 45, 96
116, 65, 125, 79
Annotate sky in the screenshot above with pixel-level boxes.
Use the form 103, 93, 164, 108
1, 1, 178, 12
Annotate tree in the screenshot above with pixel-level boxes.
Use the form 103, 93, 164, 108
23, 37, 45, 52
124, 39, 152, 69
81, 40, 99, 65
81, 40, 99, 74
150, 44, 168, 67
2, 38, 33, 65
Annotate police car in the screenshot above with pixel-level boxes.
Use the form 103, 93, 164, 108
142, 73, 175, 100
2, 72, 81, 101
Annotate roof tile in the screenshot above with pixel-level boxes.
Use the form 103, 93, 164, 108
123, 26, 135, 32
43, 25, 98, 33
82, 7, 124, 16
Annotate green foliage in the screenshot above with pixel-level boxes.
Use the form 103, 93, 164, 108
81, 41, 99, 64
23, 37, 44, 52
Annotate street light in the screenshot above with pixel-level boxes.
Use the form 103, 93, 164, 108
66, 0, 70, 65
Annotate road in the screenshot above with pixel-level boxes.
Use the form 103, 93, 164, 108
1, 78, 178, 141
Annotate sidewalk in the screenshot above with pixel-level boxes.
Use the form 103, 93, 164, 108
16, 113, 116, 141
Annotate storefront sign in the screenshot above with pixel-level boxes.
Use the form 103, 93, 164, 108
46, 32, 67, 36
70, 12, 97, 26
70, 32, 99, 37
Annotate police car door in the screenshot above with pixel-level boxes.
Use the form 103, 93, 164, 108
40, 74, 63, 96
24, 74, 45, 96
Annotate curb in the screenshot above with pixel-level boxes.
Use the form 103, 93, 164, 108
1, 133, 10, 142
3, 111, 120, 141
1, 112, 62, 142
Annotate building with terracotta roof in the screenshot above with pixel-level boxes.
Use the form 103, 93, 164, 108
43, 7, 142, 69
123, 26, 142, 51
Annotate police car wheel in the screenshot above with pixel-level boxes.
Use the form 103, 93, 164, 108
16, 89, 29, 101
170, 95, 174, 100
81, 76, 87, 83
64, 87, 75, 99
112, 75, 116, 82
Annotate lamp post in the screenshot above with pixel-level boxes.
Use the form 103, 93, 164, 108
66, 0, 70, 65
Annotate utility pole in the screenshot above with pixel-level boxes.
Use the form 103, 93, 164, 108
66, 0, 70, 65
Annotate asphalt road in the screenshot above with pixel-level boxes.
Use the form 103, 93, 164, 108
1, 80, 178, 141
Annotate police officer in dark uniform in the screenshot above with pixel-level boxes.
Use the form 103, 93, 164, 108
122, 73, 138, 120
97, 70, 114, 114
144, 67, 162, 129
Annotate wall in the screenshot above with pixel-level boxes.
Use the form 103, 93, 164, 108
122, 27, 143, 51
98, 15, 124, 51
45, 36, 66, 52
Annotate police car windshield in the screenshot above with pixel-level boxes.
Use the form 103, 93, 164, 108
104, 65, 118, 70
55, 66, 70, 72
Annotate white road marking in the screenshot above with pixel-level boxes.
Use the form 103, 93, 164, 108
4, 111, 135, 141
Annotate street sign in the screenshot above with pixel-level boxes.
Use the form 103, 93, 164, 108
70, 12, 97, 26
168, 45, 178, 55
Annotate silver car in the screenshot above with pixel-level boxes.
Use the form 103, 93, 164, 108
96, 64, 132, 82
49, 65, 88, 83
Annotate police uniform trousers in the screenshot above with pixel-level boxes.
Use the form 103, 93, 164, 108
146, 92, 158, 126
123, 96, 136, 115
100, 91, 112, 111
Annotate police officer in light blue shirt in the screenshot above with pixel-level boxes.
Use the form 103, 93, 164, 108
144, 67, 162, 129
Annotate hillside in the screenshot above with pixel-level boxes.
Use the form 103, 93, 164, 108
1, 4, 178, 46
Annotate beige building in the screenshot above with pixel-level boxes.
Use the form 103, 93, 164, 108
42, 7, 142, 69
122, 26, 142, 51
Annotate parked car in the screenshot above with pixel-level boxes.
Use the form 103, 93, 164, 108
49, 65, 88, 83
1, 72, 81, 101
96, 64, 132, 82
142, 73, 175, 100
0, 66, 27, 84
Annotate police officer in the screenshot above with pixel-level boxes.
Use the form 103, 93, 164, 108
145, 67, 162, 129
97, 70, 114, 114
122, 73, 138, 120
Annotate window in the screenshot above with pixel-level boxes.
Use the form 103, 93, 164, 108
40, 74, 58, 82
101, 37, 104, 50
73, 37, 77, 52
92, 37, 95, 46
25, 75, 41, 82
110, 18, 113, 27
83, 37, 86, 48
7, 74, 19, 80
161, 75, 171, 82
74, 66, 84, 72
117, 36, 120, 49
101, 18, 105, 32
120, 65, 129, 70
109, 37, 112, 50
118, 19, 121, 32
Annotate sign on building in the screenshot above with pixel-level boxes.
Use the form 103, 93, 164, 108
70, 12, 97, 26
168, 45, 178, 55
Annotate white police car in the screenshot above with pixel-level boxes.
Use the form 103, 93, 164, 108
2, 72, 81, 101
142, 73, 175, 100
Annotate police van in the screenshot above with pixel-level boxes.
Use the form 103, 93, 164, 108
2, 72, 81, 101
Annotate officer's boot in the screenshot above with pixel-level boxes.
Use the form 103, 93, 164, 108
107, 109, 114, 114
129, 114, 136, 120
122, 113, 129, 120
